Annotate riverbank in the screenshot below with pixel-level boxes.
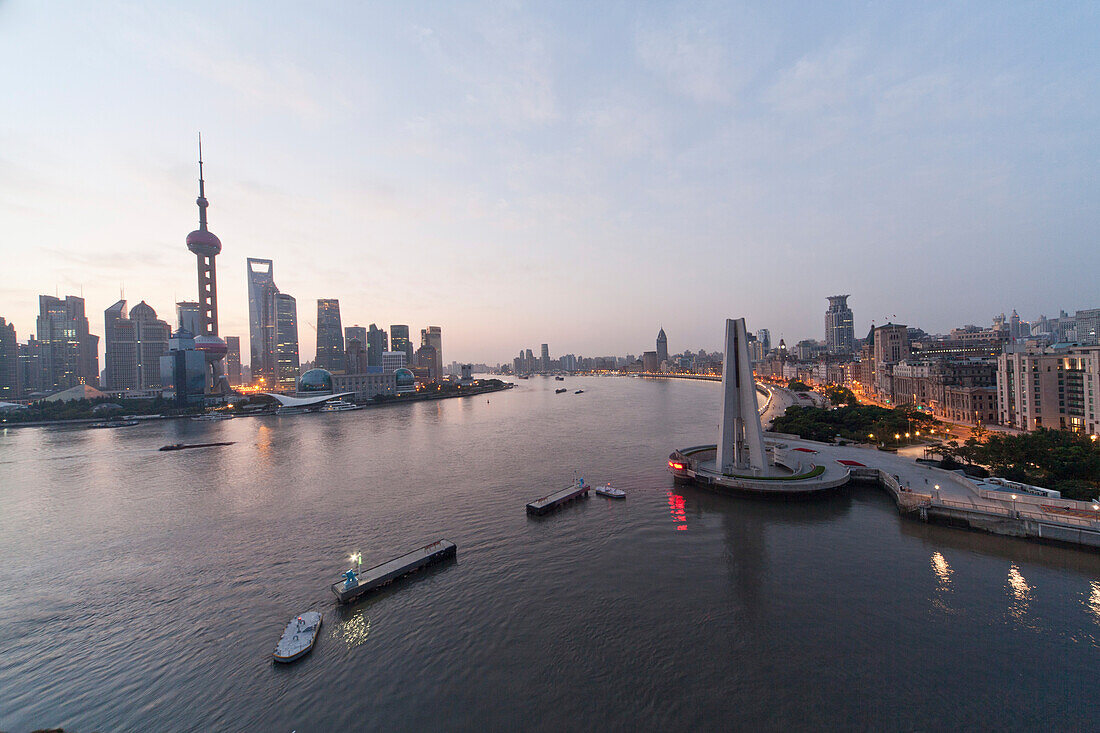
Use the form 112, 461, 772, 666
0, 380, 515, 429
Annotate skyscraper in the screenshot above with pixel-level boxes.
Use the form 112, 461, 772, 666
421, 326, 442, 380
37, 295, 98, 391
0, 317, 19, 400
315, 299, 344, 371
825, 295, 855, 354
224, 336, 242, 386
104, 300, 138, 391
130, 301, 170, 390
656, 329, 668, 365
176, 301, 202, 336
390, 324, 413, 364
540, 343, 550, 373
345, 337, 366, 374
185, 136, 228, 391
247, 257, 278, 385
367, 324, 387, 367
757, 329, 771, 352
273, 292, 300, 389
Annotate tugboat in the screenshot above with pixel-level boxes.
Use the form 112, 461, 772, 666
273, 611, 322, 663
555, 376, 565, 381
574, 389, 585, 394
555, 388, 568, 394
595, 482, 626, 499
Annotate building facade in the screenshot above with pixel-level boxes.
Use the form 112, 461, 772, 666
390, 324, 413, 364
331, 372, 397, 400
104, 300, 139, 391
381, 350, 407, 373
998, 343, 1100, 433
420, 326, 442, 379
273, 292, 300, 389
246, 257, 278, 384
37, 295, 98, 391
656, 329, 668, 365
825, 295, 855, 354
224, 336, 242, 385
0, 317, 19, 400
315, 299, 344, 372
367, 324, 388, 368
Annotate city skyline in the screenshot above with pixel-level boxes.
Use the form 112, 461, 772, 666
2, 2, 1098, 363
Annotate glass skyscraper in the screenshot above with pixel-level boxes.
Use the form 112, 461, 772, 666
825, 295, 855, 354
315, 299, 344, 371
389, 324, 413, 364
274, 292, 300, 389
247, 258, 278, 385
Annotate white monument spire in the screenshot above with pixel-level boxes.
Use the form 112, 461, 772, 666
716, 318, 767, 473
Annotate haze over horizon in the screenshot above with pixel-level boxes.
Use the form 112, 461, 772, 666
2, 1, 1098, 365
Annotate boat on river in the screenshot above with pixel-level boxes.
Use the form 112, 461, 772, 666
273, 611, 322, 663
89, 420, 139, 428
555, 388, 568, 394
159, 441, 235, 452
191, 413, 233, 421
595, 483, 626, 499
574, 390, 584, 394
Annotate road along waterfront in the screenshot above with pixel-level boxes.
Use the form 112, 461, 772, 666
1, 375, 1098, 731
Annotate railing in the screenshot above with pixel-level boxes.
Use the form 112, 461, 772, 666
930, 497, 1100, 530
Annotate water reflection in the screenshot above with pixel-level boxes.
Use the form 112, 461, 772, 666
1006, 565, 1032, 624
1086, 581, 1100, 625
667, 490, 687, 530
931, 552, 952, 588
335, 611, 371, 649
930, 552, 955, 615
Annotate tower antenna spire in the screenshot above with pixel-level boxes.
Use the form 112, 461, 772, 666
196, 132, 208, 231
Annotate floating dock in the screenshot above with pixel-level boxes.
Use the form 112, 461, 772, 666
526, 482, 590, 516
331, 539, 456, 603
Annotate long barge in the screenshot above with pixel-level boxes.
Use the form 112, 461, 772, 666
331, 539, 456, 603
159, 441, 235, 451
526, 481, 590, 516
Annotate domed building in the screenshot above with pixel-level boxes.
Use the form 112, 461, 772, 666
395, 367, 416, 394
298, 368, 334, 394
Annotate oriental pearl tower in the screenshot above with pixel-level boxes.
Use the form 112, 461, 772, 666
186, 135, 229, 393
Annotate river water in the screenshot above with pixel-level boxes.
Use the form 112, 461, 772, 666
1, 376, 1097, 731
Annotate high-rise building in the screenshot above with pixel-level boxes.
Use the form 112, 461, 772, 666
37, 295, 97, 391
656, 329, 668, 365
345, 338, 367, 375
540, 343, 550, 373
420, 326, 442, 380
224, 336, 242, 385
390, 325, 413, 364
825, 295, 855, 354
273, 293, 300, 389
185, 137, 228, 392
129, 302, 170, 390
0, 317, 19, 400
1075, 308, 1100, 345
175, 301, 202, 336
415, 344, 438, 380
757, 329, 771, 352
382, 350, 407, 373
159, 328, 206, 408
247, 257, 278, 385
872, 323, 909, 396
643, 351, 659, 372
367, 324, 388, 367
104, 300, 139, 391
315, 299, 344, 371
18, 338, 40, 396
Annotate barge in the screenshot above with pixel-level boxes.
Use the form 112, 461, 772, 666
526, 478, 590, 516
331, 540, 457, 603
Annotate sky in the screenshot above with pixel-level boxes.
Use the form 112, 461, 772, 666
1, 1, 1098, 365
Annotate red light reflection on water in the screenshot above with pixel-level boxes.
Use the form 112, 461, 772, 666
667, 490, 687, 530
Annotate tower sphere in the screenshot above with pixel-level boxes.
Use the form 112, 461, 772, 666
186, 228, 221, 256
194, 334, 228, 363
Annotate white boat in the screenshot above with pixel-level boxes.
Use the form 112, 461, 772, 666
595, 483, 626, 499
321, 399, 361, 412
192, 413, 233, 421
273, 611, 322, 663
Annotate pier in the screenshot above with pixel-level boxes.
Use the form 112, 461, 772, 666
331, 539, 457, 603
526, 482, 590, 515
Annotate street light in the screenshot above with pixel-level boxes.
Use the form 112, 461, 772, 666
1010, 494, 1017, 517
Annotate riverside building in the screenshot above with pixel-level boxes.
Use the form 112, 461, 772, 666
998, 343, 1100, 434
315, 299, 344, 372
